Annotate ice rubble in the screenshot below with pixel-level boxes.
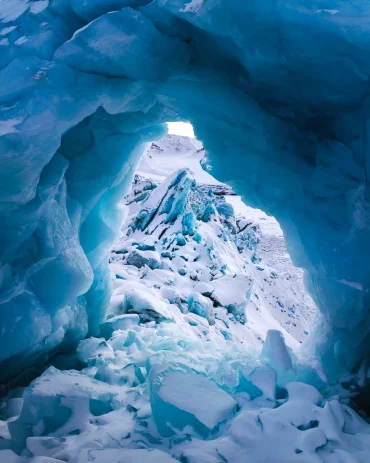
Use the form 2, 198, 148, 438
1, 169, 370, 462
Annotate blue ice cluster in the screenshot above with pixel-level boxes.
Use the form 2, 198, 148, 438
1, 0, 370, 387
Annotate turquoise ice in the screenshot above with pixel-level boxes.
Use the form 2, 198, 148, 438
0, 0, 370, 385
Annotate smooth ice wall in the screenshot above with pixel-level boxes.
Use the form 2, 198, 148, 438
0, 0, 369, 385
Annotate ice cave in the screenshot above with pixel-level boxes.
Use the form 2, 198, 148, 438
1, 1, 370, 462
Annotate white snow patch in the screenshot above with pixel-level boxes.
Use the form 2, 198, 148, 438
158, 371, 236, 429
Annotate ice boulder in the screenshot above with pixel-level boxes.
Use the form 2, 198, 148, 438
77, 337, 115, 365
131, 169, 194, 233
193, 282, 214, 297
100, 314, 140, 339
238, 365, 277, 401
285, 382, 323, 406
9, 368, 125, 449
188, 292, 215, 325
211, 274, 253, 322
149, 364, 236, 438
261, 330, 294, 373
122, 288, 176, 323
216, 202, 234, 220
126, 249, 161, 270
94, 362, 144, 387
182, 211, 197, 236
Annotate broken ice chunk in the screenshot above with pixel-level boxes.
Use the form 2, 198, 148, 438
109, 262, 129, 280
135, 238, 157, 251
182, 211, 197, 235
285, 382, 323, 405
261, 330, 294, 373
126, 249, 161, 270
239, 366, 277, 401
100, 314, 140, 339
188, 292, 215, 325
216, 202, 234, 219
193, 282, 214, 297
122, 288, 177, 323
176, 233, 186, 246
9, 368, 125, 448
94, 363, 144, 387
211, 274, 252, 322
77, 337, 115, 365
149, 364, 236, 438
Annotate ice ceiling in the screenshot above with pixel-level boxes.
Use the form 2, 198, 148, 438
0, 0, 370, 387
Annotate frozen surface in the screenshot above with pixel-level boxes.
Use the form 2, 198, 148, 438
1, 0, 370, 382
1, 2, 370, 460
150, 365, 236, 437
0, 161, 370, 461
138, 135, 318, 328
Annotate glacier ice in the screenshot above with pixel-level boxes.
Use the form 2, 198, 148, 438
188, 292, 215, 325
1, 0, 370, 459
149, 363, 236, 438
261, 329, 294, 374
1, 165, 370, 461
1, 0, 369, 382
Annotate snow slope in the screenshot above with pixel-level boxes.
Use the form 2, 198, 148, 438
138, 134, 317, 326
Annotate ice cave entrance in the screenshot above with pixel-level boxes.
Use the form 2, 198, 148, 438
110, 121, 318, 356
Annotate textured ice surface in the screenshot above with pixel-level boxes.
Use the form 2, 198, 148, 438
149, 364, 236, 437
1, 167, 370, 461
1, 0, 370, 429
1, 0, 370, 384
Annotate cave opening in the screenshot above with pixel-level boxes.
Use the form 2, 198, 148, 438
1, 96, 368, 392
113, 119, 319, 349
2, 1, 370, 458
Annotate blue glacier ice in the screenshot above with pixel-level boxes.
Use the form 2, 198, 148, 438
0, 0, 370, 392
1, 150, 370, 460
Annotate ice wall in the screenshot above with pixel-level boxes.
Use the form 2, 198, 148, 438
0, 0, 370, 385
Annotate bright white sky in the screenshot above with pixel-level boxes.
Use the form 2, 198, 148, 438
167, 122, 195, 138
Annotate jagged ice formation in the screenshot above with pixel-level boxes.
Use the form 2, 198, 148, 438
1, 0, 370, 388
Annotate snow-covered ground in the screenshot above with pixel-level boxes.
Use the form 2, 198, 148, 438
138, 132, 317, 328
2, 130, 370, 463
